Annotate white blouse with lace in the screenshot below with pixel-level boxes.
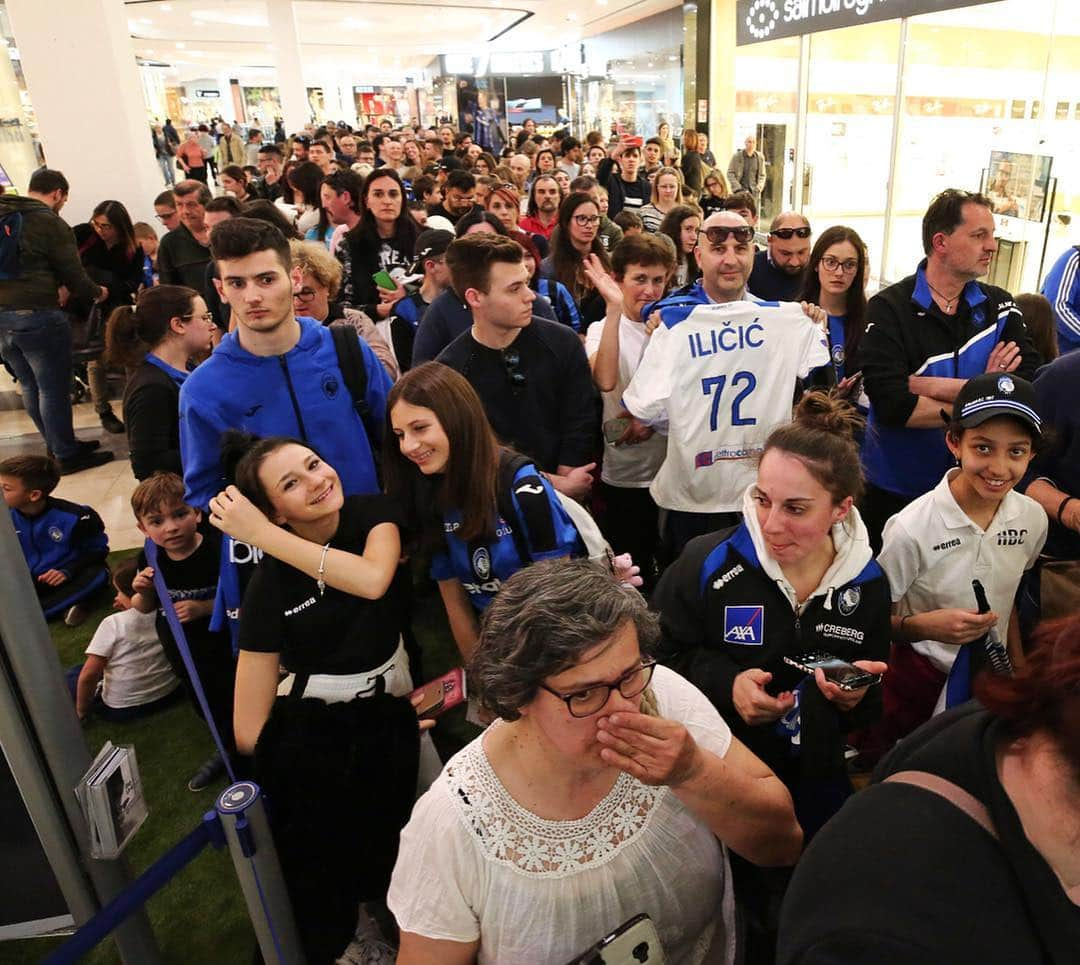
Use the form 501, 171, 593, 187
387, 666, 736, 965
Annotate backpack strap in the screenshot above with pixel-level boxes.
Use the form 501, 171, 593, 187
494, 451, 559, 564
884, 770, 998, 840
330, 324, 375, 444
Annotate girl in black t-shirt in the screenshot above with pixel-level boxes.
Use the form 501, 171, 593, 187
209, 431, 432, 964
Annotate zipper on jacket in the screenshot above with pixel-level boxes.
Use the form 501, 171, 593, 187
279, 356, 308, 441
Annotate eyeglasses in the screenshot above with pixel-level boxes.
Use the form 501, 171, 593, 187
155, 212, 177, 223
294, 288, 318, 302
501, 347, 526, 388
539, 658, 657, 718
770, 226, 812, 239
573, 214, 601, 227
699, 225, 755, 246
820, 255, 859, 275
181, 312, 214, 324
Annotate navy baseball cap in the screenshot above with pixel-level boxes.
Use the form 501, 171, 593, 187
951, 372, 1041, 436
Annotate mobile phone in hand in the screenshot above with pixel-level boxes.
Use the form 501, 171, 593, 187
372, 270, 397, 291
409, 668, 467, 719
783, 651, 881, 691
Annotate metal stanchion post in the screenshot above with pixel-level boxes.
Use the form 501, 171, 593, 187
0, 509, 160, 963
216, 781, 304, 965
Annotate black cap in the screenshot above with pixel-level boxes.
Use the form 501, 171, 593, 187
438, 156, 463, 172
411, 229, 454, 273
950, 372, 1041, 435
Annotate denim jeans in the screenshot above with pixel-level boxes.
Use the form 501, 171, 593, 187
0, 308, 79, 459
157, 153, 176, 186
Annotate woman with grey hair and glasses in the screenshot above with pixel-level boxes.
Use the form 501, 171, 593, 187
388, 559, 802, 965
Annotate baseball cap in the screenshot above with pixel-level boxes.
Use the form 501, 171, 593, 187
950, 372, 1042, 436
411, 229, 454, 273
438, 157, 464, 172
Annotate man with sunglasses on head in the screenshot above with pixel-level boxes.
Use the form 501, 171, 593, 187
749, 213, 811, 302
437, 235, 597, 501
624, 211, 829, 557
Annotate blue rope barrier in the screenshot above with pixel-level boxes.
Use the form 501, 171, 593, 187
42, 812, 225, 965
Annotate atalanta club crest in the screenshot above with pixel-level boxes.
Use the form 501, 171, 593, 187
837, 586, 861, 616
471, 547, 491, 581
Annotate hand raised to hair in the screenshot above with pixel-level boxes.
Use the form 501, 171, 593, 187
208, 485, 275, 547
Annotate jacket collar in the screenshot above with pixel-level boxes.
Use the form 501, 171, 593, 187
912, 259, 987, 313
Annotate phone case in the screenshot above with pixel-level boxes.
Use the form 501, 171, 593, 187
408, 668, 467, 719
565, 914, 666, 965
372, 270, 397, 290
783, 653, 880, 691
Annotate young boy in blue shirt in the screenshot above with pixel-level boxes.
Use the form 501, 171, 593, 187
1, 455, 110, 626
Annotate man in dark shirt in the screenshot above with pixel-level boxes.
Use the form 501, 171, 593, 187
157, 179, 212, 293
437, 235, 596, 500
859, 189, 1042, 548
748, 212, 811, 301
427, 170, 478, 225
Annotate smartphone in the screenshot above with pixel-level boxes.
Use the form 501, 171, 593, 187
565, 913, 665, 965
783, 651, 881, 691
408, 668, 467, 719
620, 135, 644, 148
372, 270, 397, 291
603, 416, 631, 445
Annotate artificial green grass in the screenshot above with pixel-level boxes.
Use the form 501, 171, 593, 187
2, 551, 469, 964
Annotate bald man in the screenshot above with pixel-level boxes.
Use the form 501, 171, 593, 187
748, 211, 812, 301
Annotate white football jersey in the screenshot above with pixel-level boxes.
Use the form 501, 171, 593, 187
624, 297, 828, 512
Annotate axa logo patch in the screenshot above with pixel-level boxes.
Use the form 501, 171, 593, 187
724, 605, 764, 645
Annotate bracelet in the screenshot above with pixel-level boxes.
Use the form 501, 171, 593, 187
316, 542, 331, 597
1057, 495, 1076, 525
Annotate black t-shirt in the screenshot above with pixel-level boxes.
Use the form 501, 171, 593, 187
138, 525, 224, 657
436, 318, 596, 471
238, 495, 403, 675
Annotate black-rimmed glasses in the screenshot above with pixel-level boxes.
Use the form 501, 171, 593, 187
293, 287, 318, 302
700, 225, 755, 246
502, 347, 526, 388
770, 226, 812, 239
539, 658, 657, 718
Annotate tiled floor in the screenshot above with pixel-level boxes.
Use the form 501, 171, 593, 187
0, 403, 143, 550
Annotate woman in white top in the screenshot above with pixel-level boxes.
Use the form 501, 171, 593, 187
388, 559, 802, 965
638, 167, 684, 233
584, 236, 675, 593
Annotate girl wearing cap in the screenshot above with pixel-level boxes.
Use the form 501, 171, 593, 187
862, 372, 1048, 755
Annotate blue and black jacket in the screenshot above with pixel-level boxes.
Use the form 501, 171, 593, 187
861, 262, 1041, 498
653, 516, 890, 784
12, 497, 109, 579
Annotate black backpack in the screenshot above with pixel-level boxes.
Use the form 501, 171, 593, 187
330, 324, 379, 452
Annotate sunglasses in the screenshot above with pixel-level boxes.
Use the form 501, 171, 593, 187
770, 226, 812, 239
699, 225, 755, 246
502, 348, 526, 389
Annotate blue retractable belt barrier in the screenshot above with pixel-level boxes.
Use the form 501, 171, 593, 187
42, 812, 225, 964
144, 539, 237, 783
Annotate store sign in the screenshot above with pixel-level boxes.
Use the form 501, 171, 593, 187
736, 0, 998, 46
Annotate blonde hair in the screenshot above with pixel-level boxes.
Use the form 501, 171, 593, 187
290, 239, 343, 301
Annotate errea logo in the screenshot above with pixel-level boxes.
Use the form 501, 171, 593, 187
746, 0, 780, 39
932, 538, 962, 553
712, 563, 745, 590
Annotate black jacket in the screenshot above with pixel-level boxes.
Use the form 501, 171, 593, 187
72, 225, 144, 315
653, 521, 890, 783
123, 358, 182, 480
778, 704, 1080, 965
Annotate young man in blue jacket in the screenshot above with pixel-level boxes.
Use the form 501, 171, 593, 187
180, 217, 392, 637
1, 455, 109, 625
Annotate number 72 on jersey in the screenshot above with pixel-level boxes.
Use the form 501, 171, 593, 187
702, 371, 758, 430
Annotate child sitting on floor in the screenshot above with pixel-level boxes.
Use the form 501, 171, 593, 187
75, 558, 182, 722
1, 455, 110, 626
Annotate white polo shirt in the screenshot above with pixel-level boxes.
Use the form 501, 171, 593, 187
878, 468, 1047, 674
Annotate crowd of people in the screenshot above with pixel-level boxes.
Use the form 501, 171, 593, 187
1, 113, 1078, 965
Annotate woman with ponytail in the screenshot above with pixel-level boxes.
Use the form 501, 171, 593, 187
105, 285, 215, 479
653, 391, 890, 839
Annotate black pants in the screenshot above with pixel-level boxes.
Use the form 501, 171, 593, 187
597, 482, 661, 596
37, 564, 110, 620
859, 482, 915, 554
